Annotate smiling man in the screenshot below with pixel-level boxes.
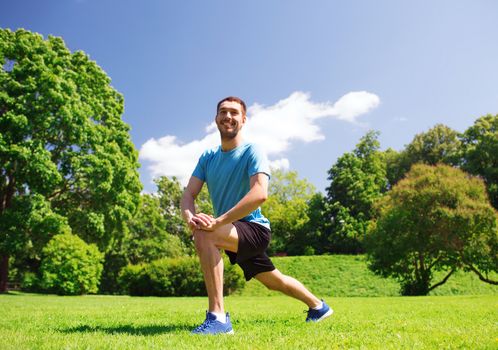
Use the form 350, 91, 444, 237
180, 96, 332, 335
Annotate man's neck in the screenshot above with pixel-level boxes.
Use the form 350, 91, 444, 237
220, 136, 244, 152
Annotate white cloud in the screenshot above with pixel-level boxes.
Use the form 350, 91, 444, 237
268, 158, 290, 171
139, 91, 380, 186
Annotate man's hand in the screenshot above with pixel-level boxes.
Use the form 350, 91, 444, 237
189, 213, 219, 232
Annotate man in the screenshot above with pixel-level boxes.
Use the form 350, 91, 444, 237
180, 96, 332, 335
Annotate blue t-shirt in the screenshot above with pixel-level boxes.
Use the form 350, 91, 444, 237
192, 142, 271, 229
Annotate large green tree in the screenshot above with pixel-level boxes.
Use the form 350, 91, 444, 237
366, 164, 498, 295
323, 131, 387, 253
460, 114, 498, 209
0, 29, 141, 292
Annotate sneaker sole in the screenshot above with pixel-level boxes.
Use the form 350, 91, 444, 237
191, 329, 234, 335
316, 308, 334, 322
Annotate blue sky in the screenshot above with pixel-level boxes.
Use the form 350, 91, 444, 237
2, 1, 498, 193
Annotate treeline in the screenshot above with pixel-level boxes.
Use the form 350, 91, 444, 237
9, 118, 497, 296
265, 119, 497, 294
268, 119, 497, 256
1, 29, 496, 296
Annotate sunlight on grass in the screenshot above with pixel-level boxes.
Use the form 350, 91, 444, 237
1, 293, 496, 349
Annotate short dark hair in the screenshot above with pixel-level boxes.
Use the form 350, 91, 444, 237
216, 96, 247, 115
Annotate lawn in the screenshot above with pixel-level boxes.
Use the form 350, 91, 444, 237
1, 293, 496, 349
236, 255, 498, 297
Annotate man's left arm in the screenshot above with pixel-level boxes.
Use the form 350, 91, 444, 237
201, 173, 269, 231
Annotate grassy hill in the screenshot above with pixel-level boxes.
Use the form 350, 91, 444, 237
233, 255, 498, 297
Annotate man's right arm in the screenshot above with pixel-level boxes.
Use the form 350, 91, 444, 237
181, 176, 209, 231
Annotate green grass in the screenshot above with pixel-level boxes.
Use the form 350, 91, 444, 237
1, 293, 497, 349
235, 255, 498, 297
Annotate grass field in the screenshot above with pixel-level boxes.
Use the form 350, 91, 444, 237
1, 293, 497, 349
235, 255, 498, 297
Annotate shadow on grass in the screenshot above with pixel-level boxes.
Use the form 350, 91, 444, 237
61, 323, 192, 335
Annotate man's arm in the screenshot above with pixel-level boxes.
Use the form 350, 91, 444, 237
180, 176, 208, 231
202, 172, 269, 231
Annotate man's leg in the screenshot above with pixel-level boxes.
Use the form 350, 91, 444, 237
254, 269, 321, 308
193, 224, 238, 314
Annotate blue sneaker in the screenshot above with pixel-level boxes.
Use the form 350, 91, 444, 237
306, 300, 333, 322
191, 311, 234, 335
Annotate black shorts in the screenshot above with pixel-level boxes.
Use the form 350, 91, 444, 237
225, 221, 275, 281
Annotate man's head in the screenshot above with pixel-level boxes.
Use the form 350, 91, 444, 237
216, 96, 246, 116
215, 96, 247, 140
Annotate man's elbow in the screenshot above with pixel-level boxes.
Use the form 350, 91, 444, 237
259, 191, 268, 203
252, 182, 268, 204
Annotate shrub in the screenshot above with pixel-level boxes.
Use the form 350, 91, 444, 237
119, 255, 245, 296
21, 272, 42, 292
40, 232, 104, 295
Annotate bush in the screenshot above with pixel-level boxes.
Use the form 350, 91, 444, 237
119, 255, 245, 296
40, 232, 104, 295
21, 272, 42, 292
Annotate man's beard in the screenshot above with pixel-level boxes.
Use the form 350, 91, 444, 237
217, 121, 240, 140
219, 128, 239, 140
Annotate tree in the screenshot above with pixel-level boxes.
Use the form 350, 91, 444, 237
323, 131, 387, 253
125, 194, 186, 264
460, 114, 498, 209
0, 194, 70, 289
261, 169, 316, 255
155, 176, 188, 240
365, 164, 498, 295
326, 131, 387, 218
0, 29, 141, 292
299, 192, 328, 255
388, 124, 461, 185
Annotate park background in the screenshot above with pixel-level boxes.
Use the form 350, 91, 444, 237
1, 1, 497, 349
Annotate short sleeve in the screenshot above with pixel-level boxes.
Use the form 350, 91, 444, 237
192, 152, 206, 181
247, 144, 271, 179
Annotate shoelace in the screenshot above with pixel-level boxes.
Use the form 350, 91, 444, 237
304, 308, 319, 320
194, 319, 215, 332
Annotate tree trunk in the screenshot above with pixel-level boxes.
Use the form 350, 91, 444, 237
0, 255, 8, 293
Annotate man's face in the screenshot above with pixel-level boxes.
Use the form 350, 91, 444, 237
215, 101, 246, 140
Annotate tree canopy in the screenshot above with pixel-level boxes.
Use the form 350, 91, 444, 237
365, 164, 498, 295
321, 131, 387, 253
386, 124, 461, 186
460, 114, 498, 209
0, 29, 141, 292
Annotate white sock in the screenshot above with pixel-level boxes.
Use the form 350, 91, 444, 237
312, 301, 323, 310
210, 312, 227, 323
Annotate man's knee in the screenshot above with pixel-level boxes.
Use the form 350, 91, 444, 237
193, 230, 213, 251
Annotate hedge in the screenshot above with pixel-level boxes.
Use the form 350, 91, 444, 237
119, 255, 245, 296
